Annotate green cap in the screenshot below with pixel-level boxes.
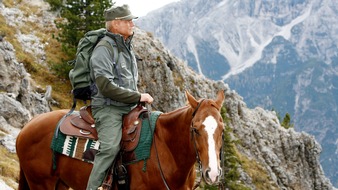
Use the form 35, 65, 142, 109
104, 4, 138, 21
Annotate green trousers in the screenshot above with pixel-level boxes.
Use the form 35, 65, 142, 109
86, 105, 132, 190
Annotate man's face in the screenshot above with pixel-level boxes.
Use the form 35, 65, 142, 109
115, 20, 135, 39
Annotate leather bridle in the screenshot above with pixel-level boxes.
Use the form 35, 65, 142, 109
190, 99, 225, 189
150, 99, 224, 190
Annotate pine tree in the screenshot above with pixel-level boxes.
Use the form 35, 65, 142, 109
47, 0, 113, 56
272, 108, 294, 129
281, 113, 294, 129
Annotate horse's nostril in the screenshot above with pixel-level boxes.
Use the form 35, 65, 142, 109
205, 168, 211, 179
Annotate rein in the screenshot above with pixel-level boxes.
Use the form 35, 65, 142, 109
190, 99, 205, 190
146, 108, 171, 190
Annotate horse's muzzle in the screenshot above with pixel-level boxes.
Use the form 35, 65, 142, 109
203, 167, 222, 185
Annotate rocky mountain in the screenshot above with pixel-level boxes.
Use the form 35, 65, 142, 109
136, 0, 338, 187
0, 0, 337, 189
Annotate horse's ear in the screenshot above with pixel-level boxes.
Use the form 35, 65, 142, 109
186, 90, 198, 108
215, 90, 225, 108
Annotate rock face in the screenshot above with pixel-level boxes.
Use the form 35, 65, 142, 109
0, 38, 50, 153
224, 93, 335, 189
0, 0, 336, 189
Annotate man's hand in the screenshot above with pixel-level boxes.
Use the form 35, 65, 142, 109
140, 93, 154, 104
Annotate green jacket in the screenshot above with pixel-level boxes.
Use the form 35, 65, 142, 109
90, 31, 141, 107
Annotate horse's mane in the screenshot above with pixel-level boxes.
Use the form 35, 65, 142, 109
163, 105, 189, 116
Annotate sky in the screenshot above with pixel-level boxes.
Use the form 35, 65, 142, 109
114, 0, 179, 17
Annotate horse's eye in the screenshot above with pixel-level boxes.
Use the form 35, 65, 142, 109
192, 128, 200, 136
195, 129, 201, 136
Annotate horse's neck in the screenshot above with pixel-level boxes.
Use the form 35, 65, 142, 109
158, 106, 196, 164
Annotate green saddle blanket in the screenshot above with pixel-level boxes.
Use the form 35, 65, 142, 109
51, 111, 162, 167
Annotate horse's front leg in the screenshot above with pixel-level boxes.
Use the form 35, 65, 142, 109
56, 179, 70, 190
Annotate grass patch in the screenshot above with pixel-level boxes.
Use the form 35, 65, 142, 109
0, 145, 19, 189
238, 152, 279, 190
173, 71, 184, 91
3, 0, 16, 7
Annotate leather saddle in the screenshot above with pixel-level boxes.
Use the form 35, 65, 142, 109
59, 104, 148, 152
60, 106, 97, 140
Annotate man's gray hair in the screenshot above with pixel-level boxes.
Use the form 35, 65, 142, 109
105, 21, 113, 30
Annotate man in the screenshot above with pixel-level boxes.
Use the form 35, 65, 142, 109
87, 4, 153, 190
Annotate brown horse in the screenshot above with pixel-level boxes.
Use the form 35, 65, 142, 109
16, 90, 225, 190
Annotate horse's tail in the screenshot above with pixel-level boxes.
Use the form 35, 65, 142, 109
18, 167, 30, 190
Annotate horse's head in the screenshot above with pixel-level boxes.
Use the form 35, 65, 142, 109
187, 90, 225, 185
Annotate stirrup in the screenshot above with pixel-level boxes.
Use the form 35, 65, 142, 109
98, 184, 110, 190
99, 177, 113, 190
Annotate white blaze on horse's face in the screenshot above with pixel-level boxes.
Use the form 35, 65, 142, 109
203, 115, 220, 183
